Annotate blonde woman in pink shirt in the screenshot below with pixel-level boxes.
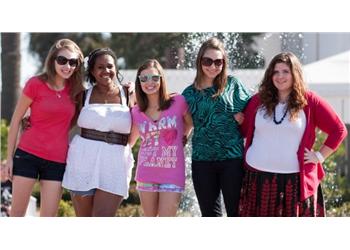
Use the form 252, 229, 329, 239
5, 39, 84, 216
129, 59, 193, 216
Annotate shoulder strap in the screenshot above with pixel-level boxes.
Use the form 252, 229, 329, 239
82, 90, 87, 106
82, 88, 91, 107
122, 86, 130, 107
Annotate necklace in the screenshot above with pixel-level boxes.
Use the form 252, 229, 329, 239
148, 106, 159, 110
273, 105, 288, 125
96, 85, 118, 104
48, 83, 65, 98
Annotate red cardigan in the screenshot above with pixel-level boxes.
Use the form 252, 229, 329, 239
241, 91, 348, 201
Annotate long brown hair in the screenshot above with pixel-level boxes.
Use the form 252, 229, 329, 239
194, 37, 228, 98
38, 38, 84, 103
135, 59, 173, 112
259, 52, 307, 121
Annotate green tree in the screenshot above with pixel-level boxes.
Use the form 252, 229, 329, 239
109, 33, 186, 68
29, 33, 109, 71
1, 33, 21, 122
1, 119, 8, 160
28, 33, 265, 71
314, 130, 350, 215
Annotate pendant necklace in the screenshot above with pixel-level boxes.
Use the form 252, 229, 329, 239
50, 83, 65, 98
273, 105, 288, 125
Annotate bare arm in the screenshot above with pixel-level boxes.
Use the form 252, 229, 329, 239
183, 111, 193, 145
5, 94, 33, 178
128, 122, 140, 147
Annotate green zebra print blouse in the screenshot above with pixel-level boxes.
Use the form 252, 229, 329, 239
182, 75, 251, 161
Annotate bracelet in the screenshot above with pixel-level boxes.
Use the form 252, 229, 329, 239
315, 151, 325, 163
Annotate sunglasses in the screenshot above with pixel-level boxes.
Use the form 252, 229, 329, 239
138, 74, 161, 83
201, 57, 224, 67
55, 56, 79, 67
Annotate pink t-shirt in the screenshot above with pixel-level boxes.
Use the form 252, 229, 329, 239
132, 95, 188, 187
18, 76, 75, 163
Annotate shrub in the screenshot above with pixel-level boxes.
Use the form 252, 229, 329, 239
1, 119, 9, 160
314, 130, 350, 215
116, 204, 143, 217
327, 202, 350, 217
57, 200, 75, 217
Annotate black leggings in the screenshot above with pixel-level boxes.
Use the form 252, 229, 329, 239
192, 159, 244, 217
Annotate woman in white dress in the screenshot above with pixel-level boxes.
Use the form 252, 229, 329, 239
62, 48, 135, 216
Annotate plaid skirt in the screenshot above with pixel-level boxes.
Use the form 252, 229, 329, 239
239, 168, 325, 217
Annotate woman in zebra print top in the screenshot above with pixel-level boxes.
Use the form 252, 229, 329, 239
182, 37, 251, 217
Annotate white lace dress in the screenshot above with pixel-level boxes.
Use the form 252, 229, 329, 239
62, 85, 134, 198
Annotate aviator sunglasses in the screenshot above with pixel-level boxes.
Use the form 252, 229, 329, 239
201, 57, 224, 67
138, 74, 161, 83
55, 56, 79, 67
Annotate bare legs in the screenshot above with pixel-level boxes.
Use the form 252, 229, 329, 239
72, 189, 123, 217
39, 180, 62, 216
10, 176, 62, 217
139, 191, 181, 217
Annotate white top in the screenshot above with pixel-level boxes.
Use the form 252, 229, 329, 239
246, 103, 306, 173
62, 85, 134, 198
76, 85, 131, 133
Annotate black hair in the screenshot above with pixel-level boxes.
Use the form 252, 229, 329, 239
85, 48, 123, 84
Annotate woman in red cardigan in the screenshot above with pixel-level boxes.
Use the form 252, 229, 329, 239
239, 52, 347, 216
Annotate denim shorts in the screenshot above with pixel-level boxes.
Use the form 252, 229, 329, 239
69, 189, 96, 197
136, 182, 184, 193
12, 148, 66, 181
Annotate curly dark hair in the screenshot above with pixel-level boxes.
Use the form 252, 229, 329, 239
85, 48, 123, 84
258, 52, 308, 121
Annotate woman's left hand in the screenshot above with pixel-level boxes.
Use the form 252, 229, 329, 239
304, 148, 320, 164
123, 81, 135, 94
1, 160, 9, 182
234, 112, 244, 125
21, 116, 31, 131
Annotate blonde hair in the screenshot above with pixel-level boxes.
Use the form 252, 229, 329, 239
38, 38, 84, 103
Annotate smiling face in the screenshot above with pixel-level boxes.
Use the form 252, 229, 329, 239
91, 54, 116, 86
139, 67, 161, 96
201, 49, 224, 82
54, 48, 79, 81
272, 62, 294, 96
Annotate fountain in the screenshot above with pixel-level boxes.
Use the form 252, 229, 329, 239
176, 32, 265, 216
175, 32, 348, 216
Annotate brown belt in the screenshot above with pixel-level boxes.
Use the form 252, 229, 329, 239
81, 128, 129, 146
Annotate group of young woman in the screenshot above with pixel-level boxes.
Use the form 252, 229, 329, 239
4, 37, 348, 217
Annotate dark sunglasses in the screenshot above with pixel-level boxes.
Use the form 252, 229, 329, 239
138, 74, 161, 83
201, 57, 224, 67
55, 56, 78, 67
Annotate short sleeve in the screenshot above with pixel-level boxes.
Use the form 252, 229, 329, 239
181, 84, 193, 103
175, 95, 188, 116
231, 76, 252, 113
22, 77, 40, 101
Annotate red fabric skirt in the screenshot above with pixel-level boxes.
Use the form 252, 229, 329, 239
239, 168, 325, 217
